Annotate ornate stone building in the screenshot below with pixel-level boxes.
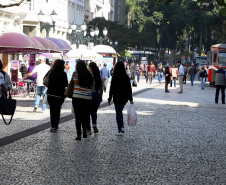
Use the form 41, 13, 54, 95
114, 0, 126, 26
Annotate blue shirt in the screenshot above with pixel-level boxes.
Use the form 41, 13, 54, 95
100, 67, 109, 79
178, 65, 184, 76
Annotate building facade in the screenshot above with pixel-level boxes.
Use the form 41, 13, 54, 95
114, 0, 126, 26
0, 0, 125, 72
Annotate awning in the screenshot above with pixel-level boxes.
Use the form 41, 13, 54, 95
0, 32, 39, 54
0, 32, 72, 54
45, 37, 71, 52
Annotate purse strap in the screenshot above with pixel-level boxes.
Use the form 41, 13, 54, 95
1, 114, 14, 125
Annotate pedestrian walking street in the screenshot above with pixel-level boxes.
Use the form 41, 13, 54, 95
0, 76, 225, 185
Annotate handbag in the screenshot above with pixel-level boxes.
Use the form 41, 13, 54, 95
132, 80, 137, 87
64, 79, 74, 98
0, 91, 16, 125
43, 70, 52, 87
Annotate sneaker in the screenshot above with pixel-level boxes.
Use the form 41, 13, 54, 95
93, 126, 99, 133
33, 107, 37, 112
121, 127, 125, 133
87, 130, 92, 135
115, 132, 123, 136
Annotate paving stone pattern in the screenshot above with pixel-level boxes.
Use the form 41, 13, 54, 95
0, 77, 225, 184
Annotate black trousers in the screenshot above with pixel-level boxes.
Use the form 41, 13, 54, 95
72, 98, 91, 137
183, 75, 186, 83
47, 96, 65, 129
215, 85, 225, 103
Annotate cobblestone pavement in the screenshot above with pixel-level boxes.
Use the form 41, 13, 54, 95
0, 77, 225, 184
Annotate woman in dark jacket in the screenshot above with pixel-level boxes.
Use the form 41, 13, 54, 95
87, 62, 103, 134
199, 66, 208, 89
46, 59, 68, 132
108, 61, 134, 135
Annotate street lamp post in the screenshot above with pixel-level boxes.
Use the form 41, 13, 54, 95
68, 21, 87, 47
38, 9, 57, 37
110, 40, 118, 48
185, 37, 189, 51
68, 23, 108, 47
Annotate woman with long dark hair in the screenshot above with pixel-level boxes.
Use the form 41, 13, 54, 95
47, 59, 68, 132
72, 60, 93, 140
108, 61, 134, 135
86, 62, 103, 134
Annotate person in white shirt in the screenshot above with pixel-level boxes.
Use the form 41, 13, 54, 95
23, 56, 50, 113
177, 60, 184, 93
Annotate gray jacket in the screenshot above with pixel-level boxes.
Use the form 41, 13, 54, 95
215, 69, 226, 86
0, 70, 12, 98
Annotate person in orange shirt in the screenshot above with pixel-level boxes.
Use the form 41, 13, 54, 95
169, 64, 178, 87
64, 61, 70, 79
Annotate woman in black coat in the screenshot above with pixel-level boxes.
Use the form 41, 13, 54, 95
46, 59, 68, 132
108, 61, 134, 135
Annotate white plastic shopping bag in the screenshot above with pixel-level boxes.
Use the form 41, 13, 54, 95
127, 104, 137, 126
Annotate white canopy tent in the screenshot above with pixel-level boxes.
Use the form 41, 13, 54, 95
66, 44, 103, 60
92, 45, 116, 54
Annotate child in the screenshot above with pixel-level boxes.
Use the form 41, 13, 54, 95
165, 66, 171, 93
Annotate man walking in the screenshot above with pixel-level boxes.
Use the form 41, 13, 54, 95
188, 63, 197, 86
177, 61, 184, 93
100, 63, 110, 92
215, 64, 226, 104
23, 56, 50, 112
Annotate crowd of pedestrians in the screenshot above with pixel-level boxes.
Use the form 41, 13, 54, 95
1, 58, 226, 140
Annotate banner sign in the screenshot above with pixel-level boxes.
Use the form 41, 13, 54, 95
11, 60, 19, 69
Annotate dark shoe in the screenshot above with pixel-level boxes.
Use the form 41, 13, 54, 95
33, 107, 37, 112
165, 91, 170, 93
223, 102, 225, 104
93, 126, 99, 133
169, 86, 172, 87
177, 91, 183, 93
50, 128, 58, 132
215, 101, 218, 104
83, 134, 87, 138
76, 136, 81, 140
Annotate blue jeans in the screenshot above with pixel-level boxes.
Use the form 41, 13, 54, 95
114, 104, 125, 133
200, 77, 206, 89
158, 72, 163, 83
35, 86, 47, 111
137, 73, 140, 82
190, 75, 195, 86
